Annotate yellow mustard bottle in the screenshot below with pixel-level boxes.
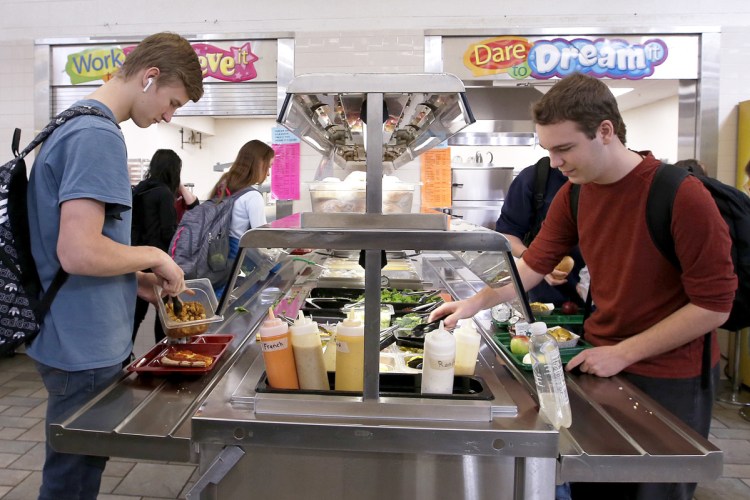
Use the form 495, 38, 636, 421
334, 311, 365, 391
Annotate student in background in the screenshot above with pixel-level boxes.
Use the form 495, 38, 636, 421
495, 157, 585, 308
131, 149, 198, 344
27, 32, 204, 500
209, 140, 274, 296
175, 183, 199, 222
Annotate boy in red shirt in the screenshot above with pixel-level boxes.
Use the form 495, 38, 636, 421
431, 72, 736, 500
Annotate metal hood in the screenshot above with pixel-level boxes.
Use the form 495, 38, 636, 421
277, 73, 475, 169
447, 86, 541, 147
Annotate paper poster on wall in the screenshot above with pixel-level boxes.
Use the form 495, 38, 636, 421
420, 149, 452, 209
738, 101, 750, 195
272, 126, 301, 200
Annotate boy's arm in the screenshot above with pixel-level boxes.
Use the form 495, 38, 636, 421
57, 198, 184, 294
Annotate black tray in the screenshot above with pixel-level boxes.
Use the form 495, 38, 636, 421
256, 372, 494, 400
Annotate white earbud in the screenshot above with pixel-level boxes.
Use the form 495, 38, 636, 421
143, 77, 154, 93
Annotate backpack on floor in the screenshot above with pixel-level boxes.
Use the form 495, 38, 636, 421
169, 188, 255, 287
0, 106, 118, 356
571, 162, 750, 331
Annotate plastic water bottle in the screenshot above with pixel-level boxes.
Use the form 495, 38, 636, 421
421, 321, 456, 395
528, 321, 572, 429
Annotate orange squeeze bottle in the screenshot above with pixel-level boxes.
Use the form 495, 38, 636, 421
259, 308, 299, 389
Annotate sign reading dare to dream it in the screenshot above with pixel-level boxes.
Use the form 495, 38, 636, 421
464, 36, 669, 80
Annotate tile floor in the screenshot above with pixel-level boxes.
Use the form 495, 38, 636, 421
0, 314, 749, 499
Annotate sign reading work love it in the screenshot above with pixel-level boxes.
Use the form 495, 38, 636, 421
53, 40, 276, 85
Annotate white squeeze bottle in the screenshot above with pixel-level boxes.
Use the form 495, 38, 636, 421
290, 311, 330, 390
528, 321, 572, 429
453, 319, 481, 376
335, 311, 365, 391
421, 321, 456, 395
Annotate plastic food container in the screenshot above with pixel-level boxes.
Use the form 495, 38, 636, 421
548, 327, 580, 348
308, 176, 415, 214
155, 278, 224, 339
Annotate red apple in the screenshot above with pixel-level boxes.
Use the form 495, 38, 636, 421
510, 335, 530, 355
561, 301, 579, 315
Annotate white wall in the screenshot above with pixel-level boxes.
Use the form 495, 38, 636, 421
2, 1, 750, 187
623, 96, 679, 163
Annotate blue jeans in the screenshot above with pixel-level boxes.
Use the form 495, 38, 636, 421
36, 361, 123, 500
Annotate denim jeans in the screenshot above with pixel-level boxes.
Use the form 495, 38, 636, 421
36, 361, 123, 500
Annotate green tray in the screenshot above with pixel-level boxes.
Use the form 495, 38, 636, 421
492, 332, 592, 371
492, 309, 584, 330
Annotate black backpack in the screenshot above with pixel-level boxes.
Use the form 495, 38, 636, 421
571, 162, 750, 332
0, 106, 117, 356
520, 156, 551, 247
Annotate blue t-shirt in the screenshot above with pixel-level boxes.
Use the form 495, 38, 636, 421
495, 163, 584, 305
27, 100, 136, 370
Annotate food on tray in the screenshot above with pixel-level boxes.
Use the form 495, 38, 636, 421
560, 301, 579, 315
394, 313, 425, 330
406, 356, 423, 369
510, 335, 530, 355
530, 302, 553, 316
160, 348, 214, 368
554, 255, 575, 274
548, 326, 574, 342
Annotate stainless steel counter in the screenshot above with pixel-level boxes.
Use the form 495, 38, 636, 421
48, 243, 722, 499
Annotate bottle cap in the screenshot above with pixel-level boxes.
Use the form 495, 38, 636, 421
456, 319, 479, 337
259, 307, 288, 338
336, 309, 364, 337
290, 310, 318, 336
425, 321, 456, 355
529, 321, 548, 336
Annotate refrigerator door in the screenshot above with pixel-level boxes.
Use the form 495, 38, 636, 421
451, 166, 514, 202
450, 200, 503, 230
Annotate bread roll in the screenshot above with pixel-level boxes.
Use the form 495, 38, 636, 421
554, 256, 575, 274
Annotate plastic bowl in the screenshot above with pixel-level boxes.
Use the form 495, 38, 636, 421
309, 183, 415, 214
155, 278, 224, 339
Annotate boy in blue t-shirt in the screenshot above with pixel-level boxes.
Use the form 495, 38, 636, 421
27, 32, 204, 500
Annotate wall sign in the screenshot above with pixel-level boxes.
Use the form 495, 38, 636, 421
465, 36, 667, 80
444, 35, 698, 81
271, 127, 301, 201
55, 40, 271, 85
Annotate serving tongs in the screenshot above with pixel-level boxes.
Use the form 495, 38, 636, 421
402, 289, 441, 301
161, 294, 184, 316
379, 324, 399, 350
305, 297, 354, 309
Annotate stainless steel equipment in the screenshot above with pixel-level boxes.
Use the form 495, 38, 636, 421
277, 73, 475, 170
45, 73, 722, 500
451, 165, 514, 229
